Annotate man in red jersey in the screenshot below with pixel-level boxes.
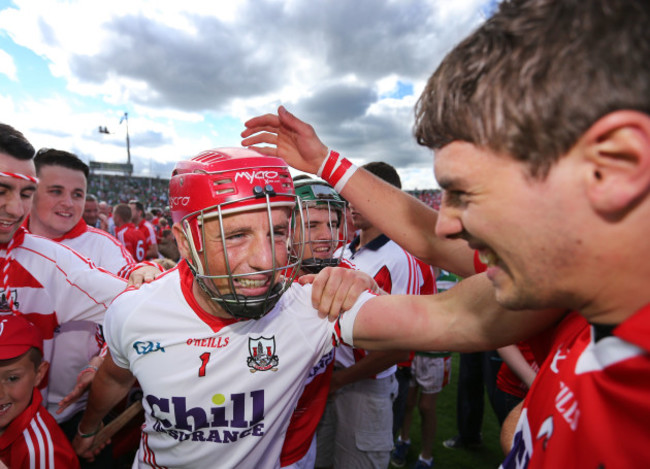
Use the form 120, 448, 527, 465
242, 1, 650, 466
129, 200, 159, 260
114, 203, 147, 262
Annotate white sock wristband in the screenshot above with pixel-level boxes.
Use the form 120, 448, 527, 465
317, 149, 358, 193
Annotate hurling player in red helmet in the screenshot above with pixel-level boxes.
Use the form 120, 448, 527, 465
168, 147, 304, 319
73, 147, 381, 468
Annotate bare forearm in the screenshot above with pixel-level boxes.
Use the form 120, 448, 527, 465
241, 108, 475, 277
351, 273, 567, 352
339, 168, 475, 277
498, 345, 537, 388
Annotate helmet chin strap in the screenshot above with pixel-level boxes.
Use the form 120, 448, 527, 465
189, 262, 284, 320
296, 257, 340, 274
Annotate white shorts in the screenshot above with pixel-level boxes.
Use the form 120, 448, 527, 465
409, 353, 452, 394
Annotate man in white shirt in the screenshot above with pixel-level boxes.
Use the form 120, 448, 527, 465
73, 148, 378, 468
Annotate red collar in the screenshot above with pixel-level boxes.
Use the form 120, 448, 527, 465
23, 216, 88, 242
52, 218, 88, 242
0, 388, 42, 449
614, 304, 650, 351
178, 261, 239, 332
0, 227, 27, 251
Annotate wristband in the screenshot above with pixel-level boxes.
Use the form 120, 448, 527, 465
78, 365, 98, 377
77, 421, 102, 438
317, 150, 358, 193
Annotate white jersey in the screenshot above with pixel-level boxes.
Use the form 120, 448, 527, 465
336, 234, 435, 378
53, 218, 134, 275
104, 261, 370, 469
0, 228, 128, 404
31, 218, 135, 421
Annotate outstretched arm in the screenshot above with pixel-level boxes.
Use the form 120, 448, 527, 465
348, 272, 567, 352
242, 106, 475, 277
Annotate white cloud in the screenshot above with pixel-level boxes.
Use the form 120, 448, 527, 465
0, 49, 17, 80
0, 0, 493, 189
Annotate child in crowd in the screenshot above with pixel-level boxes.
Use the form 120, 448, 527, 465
0, 314, 80, 468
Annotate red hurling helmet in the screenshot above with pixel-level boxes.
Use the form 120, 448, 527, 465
169, 147, 304, 319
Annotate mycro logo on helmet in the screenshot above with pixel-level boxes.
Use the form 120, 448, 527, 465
234, 171, 279, 183
170, 196, 190, 207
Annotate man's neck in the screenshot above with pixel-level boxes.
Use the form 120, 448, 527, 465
28, 216, 65, 240
358, 226, 383, 248
192, 280, 233, 319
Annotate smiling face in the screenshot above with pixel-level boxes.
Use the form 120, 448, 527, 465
297, 205, 341, 260
0, 350, 47, 435
175, 207, 292, 318
434, 141, 585, 311
0, 153, 37, 244
30, 164, 86, 239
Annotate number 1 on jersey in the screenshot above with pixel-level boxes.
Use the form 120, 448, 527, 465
198, 352, 210, 377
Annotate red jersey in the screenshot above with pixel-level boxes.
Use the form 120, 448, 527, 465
496, 341, 540, 399
135, 219, 157, 258
501, 307, 650, 468
116, 223, 147, 262
0, 389, 80, 468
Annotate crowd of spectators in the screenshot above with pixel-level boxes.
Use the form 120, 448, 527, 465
407, 189, 442, 211
88, 173, 443, 213
88, 173, 170, 208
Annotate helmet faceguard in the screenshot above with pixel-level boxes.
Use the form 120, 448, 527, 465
292, 179, 347, 274
170, 148, 304, 319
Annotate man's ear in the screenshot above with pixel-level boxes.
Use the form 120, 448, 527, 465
582, 111, 650, 218
172, 223, 192, 260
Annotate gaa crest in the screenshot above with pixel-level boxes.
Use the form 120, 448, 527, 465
0, 289, 19, 313
247, 336, 279, 372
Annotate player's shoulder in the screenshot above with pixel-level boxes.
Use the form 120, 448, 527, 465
108, 268, 180, 325
384, 238, 417, 259
19, 232, 87, 262
115, 265, 180, 304
279, 282, 314, 313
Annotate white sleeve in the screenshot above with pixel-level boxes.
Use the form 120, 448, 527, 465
24, 237, 127, 324
103, 298, 130, 369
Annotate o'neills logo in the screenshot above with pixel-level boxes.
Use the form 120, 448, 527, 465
234, 171, 279, 183
170, 196, 190, 207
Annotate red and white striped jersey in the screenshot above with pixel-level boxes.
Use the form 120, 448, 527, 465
0, 389, 80, 468
29, 218, 134, 422
0, 228, 127, 404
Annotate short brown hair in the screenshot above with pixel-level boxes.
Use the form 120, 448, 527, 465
0, 347, 43, 371
114, 203, 132, 224
414, 0, 650, 178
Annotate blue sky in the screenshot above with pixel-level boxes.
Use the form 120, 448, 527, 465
0, 0, 493, 189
